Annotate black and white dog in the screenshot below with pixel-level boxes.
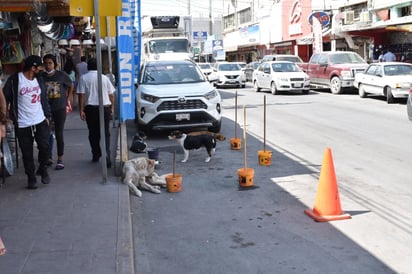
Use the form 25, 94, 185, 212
168, 130, 216, 162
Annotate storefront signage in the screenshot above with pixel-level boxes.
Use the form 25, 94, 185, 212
193, 31, 208, 41
289, 0, 302, 35
308, 11, 330, 27
116, 0, 136, 121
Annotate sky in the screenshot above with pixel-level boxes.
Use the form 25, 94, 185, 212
141, 0, 224, 18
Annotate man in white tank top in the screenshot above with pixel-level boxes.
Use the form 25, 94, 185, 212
3, 55, 52, 189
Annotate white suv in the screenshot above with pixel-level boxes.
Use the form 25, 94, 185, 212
136, 60, 222, 133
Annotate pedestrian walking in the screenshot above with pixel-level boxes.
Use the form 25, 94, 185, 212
63, 57, 78, 109
42, 54, 74, 170
0, 81, 8, 166
76, 56, 88, 78
381, 49, 397, 62
77, 58, 115, 168
3, 55, 51, 189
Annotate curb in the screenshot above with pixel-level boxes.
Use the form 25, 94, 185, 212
115, 122, 135, 273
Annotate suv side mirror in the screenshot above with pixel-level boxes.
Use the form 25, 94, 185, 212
264, 67, 270, 74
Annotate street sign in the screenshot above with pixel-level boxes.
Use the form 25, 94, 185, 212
193, 31, 208, 41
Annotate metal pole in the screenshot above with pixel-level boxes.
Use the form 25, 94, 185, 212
209, 0, 212, 35
106, 17, 116, 129
94, 0, 108, 183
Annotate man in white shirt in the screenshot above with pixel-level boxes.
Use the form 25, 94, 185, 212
3, 55, 51, 189
77, 58, 115, 168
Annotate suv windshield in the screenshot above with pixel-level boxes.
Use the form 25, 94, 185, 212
142, 63, 205, 84
276, 56, 303, 63
330, 53, 366, 64
218, 63, 241, 71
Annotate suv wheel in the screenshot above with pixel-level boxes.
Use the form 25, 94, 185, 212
208, 120, 222, 133
330, 76, 342, 94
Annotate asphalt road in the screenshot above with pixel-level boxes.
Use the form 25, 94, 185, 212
128, 85, 411, 274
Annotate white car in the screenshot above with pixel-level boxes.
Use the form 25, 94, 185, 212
354, 62, 412, 103
253, 61, 310, 95
136, 59, 222, 133
210, 62, 246, 88
198, 63, 218, 83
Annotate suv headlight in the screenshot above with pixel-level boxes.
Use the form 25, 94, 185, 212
341, 70, 351, 78
141, 92, 159, 103
204, 89, 218, 100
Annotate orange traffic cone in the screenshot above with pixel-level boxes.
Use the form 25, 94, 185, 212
304, 148, 351, 222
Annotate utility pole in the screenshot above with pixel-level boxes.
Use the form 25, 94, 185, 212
209, 0, 212, 35
188, 0, 191, 15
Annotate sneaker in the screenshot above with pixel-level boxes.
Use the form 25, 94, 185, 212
46, 158, 53, 166
41, 170, 50, 184
27, 176, 37, 189
92, 155, 101, 162
36, 167, 50, 184
55, 160, 64, 170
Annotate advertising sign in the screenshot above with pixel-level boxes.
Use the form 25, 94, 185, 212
193, 31, 208, 41
116, 0, 137, 121
308, 11, 330, 27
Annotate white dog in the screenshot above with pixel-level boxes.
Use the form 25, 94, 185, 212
122, 157, 167, 197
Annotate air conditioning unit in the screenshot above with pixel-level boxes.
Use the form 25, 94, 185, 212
344, 11, 355, 25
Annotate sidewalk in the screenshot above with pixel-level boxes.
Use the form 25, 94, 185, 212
0, 112, 134, 274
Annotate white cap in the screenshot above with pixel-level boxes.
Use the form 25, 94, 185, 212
82, 39, 94, 45
58, 39, 68, 46
69, 39, 80, 46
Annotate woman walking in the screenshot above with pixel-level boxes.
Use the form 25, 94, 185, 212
42, 54, 74, 170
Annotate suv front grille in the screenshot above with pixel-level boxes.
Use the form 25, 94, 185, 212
157, 99, 207, 111
351, 68, 366, 77
290, 78, 304, 81
225, 75, 239, 79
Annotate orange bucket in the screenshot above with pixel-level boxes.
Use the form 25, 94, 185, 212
230, 137, 242, 150
237, 167, 254, 187
166, 173, 182, 193
258, 150, 272, 166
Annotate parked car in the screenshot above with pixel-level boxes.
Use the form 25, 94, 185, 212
198, 63, 218, 83
354, 62, 412, 103
135, 59, 222, 133
244, 61, 260, 82
252, 61, 310, 95
297, 51, 368, 94
407, 89, 412, 121
261, 54, 304, 63
210, 62, 246, 88
232, 61, 247, 82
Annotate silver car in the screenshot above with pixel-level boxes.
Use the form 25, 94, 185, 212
211, 62, 246, 88
253, 61, 310, 95
136, 60, 222, 133
354, 62, 412, 104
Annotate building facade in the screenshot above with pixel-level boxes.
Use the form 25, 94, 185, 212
221, 0, 412, 62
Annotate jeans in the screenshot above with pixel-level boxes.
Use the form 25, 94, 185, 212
16, 119, 50, 179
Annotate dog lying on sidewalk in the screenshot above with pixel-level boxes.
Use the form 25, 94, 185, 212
122, 157, 166, 197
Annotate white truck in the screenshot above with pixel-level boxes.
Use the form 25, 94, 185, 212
141, 15, 193, 62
